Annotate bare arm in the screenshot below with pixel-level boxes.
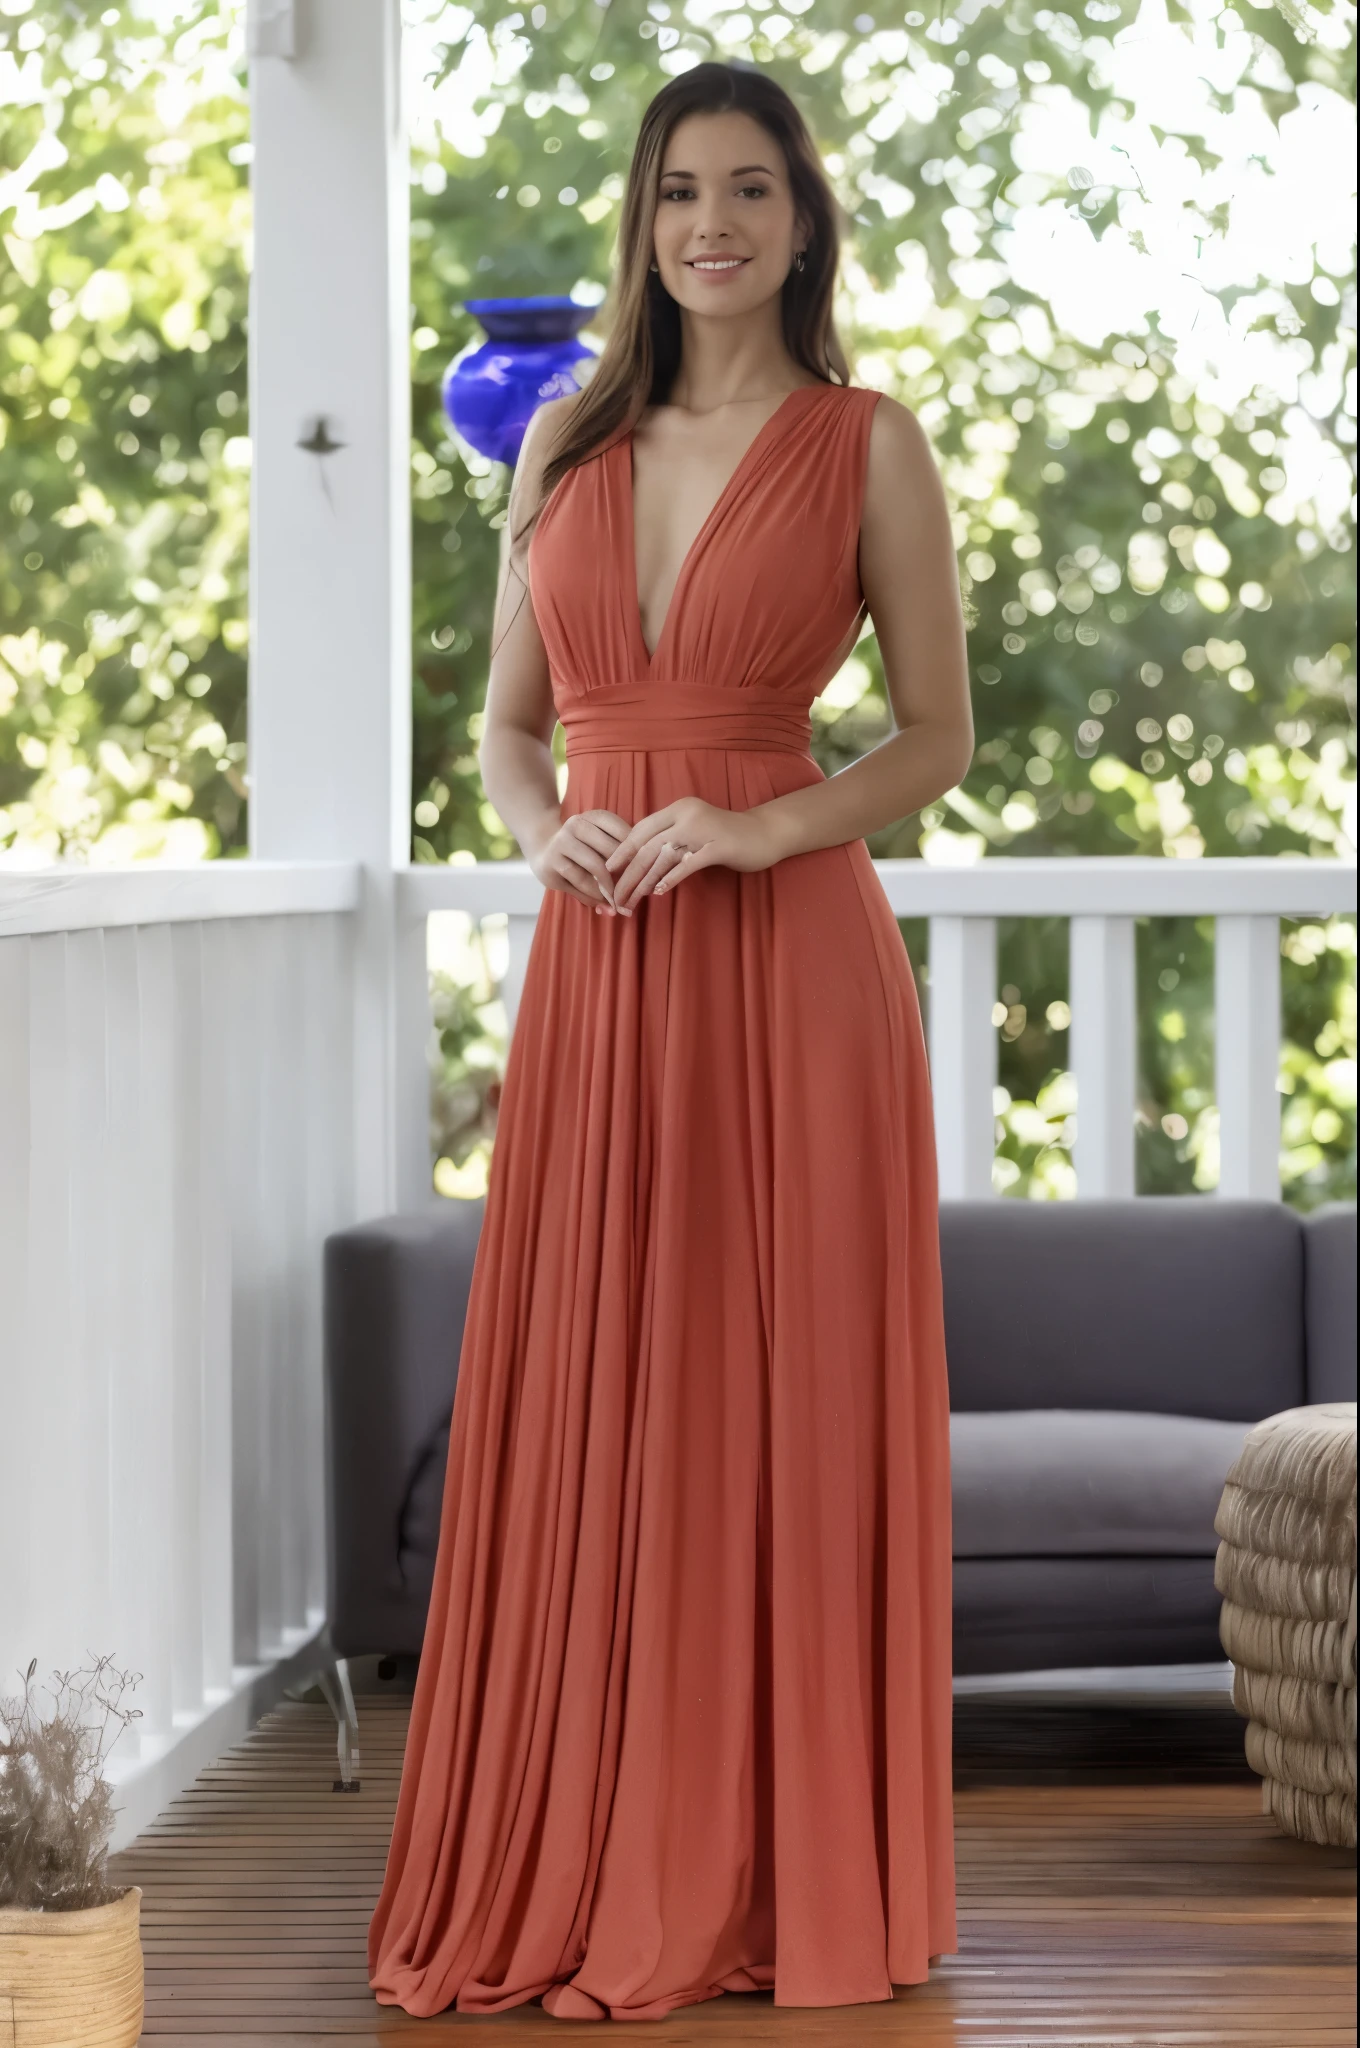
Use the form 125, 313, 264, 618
757, 393, 975, 858
606, 395, 975, 909
477, 398, 568, 865
478, 395, 629, 910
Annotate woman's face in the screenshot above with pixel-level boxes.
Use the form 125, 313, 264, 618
650, 109, 805, 317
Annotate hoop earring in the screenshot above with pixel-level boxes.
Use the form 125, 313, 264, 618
793, 248, 806, 274
649, 261, 659, 273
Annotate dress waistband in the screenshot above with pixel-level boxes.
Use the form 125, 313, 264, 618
558, 681, 812, 758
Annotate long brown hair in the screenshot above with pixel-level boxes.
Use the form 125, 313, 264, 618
505, 61, 854, 574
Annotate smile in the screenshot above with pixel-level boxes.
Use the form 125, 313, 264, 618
686, 256, 750, 272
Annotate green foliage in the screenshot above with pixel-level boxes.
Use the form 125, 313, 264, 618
404, 0, 1354, 878
427, 910, 509, 1194
3, 0, 1354, 1204
405, 0, 1355, 1203
1, 4, 249, 861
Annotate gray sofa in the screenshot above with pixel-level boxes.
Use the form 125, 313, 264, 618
323, 1197, 1356, 1679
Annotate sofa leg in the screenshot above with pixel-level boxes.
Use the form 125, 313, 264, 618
314, 1656, 361, 1792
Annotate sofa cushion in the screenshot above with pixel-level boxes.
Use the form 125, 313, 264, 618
951, 1409, 1252, 1558
399, 1417, 451, 1598
940, 1197, 1305, 1420
952, 1556, 1224, 1676
1304, 1204, 1358, 1404
324, 1200, 482, 1659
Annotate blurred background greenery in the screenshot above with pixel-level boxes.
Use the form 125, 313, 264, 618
1, 0, 1354, 1205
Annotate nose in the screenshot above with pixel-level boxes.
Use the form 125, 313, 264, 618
691, 194, 736, 241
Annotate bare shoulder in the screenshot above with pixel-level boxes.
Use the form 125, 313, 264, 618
863, 389, 935, 471
515, 385, 590, 491
861, 389, 948, 535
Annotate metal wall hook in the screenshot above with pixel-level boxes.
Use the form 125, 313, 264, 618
297, 415, 347, 513
297, 416, 347, 456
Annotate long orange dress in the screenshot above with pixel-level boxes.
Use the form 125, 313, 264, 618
367, 380, 957, 2020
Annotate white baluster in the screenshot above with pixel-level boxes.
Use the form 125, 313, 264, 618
254, 915, 291, 1655
102, 929, 143, 1758
134, 922, 176, 1752
276, 915, 311, 1640
0, 937, 33, 1689
395, 901, 434, 1210
502, 912, 540, 1038
225, 916, 264, 1665
169, 924, 206, 1727
927, 915, 997, 1199
198, 920, 235, 1701
65, 930, 112, 1674
1215, 913, 1282, 1199
25, 936, 74, 1679
1069, 914, 1137, 1198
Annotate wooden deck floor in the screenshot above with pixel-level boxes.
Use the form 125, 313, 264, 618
109, 1687, 1356, 2046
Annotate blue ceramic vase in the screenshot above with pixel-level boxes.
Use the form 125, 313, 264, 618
443, 296, 599, 467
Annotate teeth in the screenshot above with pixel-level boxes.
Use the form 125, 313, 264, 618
691, 258, 746, 270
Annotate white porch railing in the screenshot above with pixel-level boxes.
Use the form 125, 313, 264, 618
0, 851, 1354, 1847
400, 855, 1359, 1206
0, 862, 359, 1849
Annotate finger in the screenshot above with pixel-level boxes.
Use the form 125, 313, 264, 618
585, 809, 632, 842
552, 853, 616, 910
653, 845, 713, 896
621, 849, 684, 906
572, 814, 629, 858
612, 836, 683, 910
560, 838, 620, 904
568, 821, 638, 903
604, 807, 676, 873
609, 839, 668, 909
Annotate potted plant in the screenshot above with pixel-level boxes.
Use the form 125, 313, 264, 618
0, 1655, 145, 2047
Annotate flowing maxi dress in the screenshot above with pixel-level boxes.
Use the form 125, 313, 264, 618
367, 380, 957, 2020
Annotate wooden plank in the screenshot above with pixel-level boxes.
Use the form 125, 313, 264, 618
107, 1693, 1355, 2045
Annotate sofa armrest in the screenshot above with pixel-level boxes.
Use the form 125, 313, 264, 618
323, 1201, 484, 1657
1303, 1202, 1357, 1405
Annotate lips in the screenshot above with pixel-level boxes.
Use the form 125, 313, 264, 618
686, 257, 751, 273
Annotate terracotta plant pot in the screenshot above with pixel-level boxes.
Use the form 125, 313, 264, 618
0, 1884, 144, 2047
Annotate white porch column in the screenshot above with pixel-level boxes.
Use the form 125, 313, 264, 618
247, 0, 419, 1216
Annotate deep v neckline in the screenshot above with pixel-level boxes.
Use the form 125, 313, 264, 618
623, 384, 832, 673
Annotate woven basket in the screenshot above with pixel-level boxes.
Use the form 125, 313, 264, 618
0, 1884, 143, 2048
1215, 1401, 1357, 1849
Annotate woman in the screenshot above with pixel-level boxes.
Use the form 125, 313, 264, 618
369, 58, 971, 2024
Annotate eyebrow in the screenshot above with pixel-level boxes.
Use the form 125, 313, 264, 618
659, 164, 778, 179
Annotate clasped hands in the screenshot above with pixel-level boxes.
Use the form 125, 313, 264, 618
532, 800, 785, 916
